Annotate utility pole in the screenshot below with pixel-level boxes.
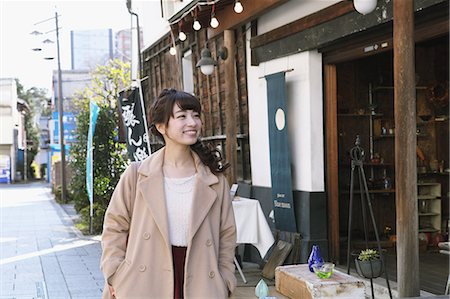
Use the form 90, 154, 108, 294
31, 11, 66, 202
55, 11, 67, 203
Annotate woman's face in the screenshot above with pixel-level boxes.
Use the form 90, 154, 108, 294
156, 103, 202, 146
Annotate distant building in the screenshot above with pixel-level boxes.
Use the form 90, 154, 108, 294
70, 29, 113, 70
0, 78, 29, 182
115, 28, 144, 63
51, 70, 91, 147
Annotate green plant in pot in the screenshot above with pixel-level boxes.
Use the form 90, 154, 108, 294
355, 249, 383, 279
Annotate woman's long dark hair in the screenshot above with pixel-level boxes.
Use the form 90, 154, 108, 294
149, 88, 229, 174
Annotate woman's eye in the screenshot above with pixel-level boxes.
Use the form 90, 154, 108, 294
177, 115, 186, 119
193, 113, 200, 118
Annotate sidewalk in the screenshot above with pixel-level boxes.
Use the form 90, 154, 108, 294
0, 182, 285, 299
0, 182, 103, 299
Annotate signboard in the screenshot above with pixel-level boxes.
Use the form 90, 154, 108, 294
0, 155, 11, 183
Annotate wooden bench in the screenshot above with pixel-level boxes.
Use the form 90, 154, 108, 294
275, 264, 365, 299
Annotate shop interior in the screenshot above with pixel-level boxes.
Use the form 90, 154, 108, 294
336, 35, 449, 256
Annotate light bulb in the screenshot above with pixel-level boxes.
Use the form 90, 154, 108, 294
210, 16, 219, 28
179, 31, 187, 41
200, 65, 215, 76
193, 20, 201, 31
353, 0, 377, 15
234, 0, 243, 14
169, 46, 176, 55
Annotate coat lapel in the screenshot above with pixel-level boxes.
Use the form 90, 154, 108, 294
187, 153, 219, 244
136, 149, 171, 249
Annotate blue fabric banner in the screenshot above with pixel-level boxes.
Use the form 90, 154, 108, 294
265, 71, 297, 232
86, 100, 100, 207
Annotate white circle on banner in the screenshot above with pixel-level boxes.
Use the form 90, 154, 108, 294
275, 108, 285, 131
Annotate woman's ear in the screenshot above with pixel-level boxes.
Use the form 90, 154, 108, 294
155, 123, 166, 135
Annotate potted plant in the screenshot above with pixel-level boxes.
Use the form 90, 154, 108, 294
354, 249, 383, 279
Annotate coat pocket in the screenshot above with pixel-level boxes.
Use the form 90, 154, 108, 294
110, 258, 131, 287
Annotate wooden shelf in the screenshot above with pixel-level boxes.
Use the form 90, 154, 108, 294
339, 162, 393, 167
337, 113, 383, 117
418, 172, 449, 177
418, 228, 439, 233
341, 189, 395, 194
374, 133, 429, 140
418, 212, 440, 216
373, 86, 428, 91
417, 195, 441, 200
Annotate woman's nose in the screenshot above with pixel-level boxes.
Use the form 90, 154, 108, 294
186, 115, 197, 125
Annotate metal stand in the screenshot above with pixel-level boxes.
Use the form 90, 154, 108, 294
346, 135, 392, 299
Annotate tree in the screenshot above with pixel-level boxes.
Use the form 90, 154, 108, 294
15, 80, 50, 179
69, 59, 130, 234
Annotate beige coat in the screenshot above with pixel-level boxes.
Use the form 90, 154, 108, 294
100, 148, 237, 299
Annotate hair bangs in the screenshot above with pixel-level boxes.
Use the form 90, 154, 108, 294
175, 92, 201, 114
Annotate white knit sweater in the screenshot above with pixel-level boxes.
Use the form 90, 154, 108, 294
163, 174, 196, 247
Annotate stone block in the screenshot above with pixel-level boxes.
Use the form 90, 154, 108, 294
275, 264, 365, 299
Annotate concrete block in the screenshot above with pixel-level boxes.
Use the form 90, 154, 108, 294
275, 264, 365, 299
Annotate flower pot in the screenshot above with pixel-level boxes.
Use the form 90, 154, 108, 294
354, 258, 383, 279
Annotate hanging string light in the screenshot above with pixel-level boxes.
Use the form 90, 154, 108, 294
210, 4, 219, 28
169, 46, 177, 55
192, 9, 201, 31
178, 21, 187, 41
234, 0, 243, 14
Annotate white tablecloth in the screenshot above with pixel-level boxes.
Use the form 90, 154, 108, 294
232, 197, 275, 258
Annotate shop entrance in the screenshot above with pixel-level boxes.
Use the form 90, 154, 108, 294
324, 30, 448, 294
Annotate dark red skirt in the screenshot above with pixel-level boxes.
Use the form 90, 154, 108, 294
172, 246, 187, 299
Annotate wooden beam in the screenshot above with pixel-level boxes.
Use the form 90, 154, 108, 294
250, 1, 354, 49
224, 29, 238, 185
322, 10, 449, 64
394, 0, 420, 297
324, 64, 340, 263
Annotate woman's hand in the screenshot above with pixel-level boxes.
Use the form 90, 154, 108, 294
108, 285, 116, 298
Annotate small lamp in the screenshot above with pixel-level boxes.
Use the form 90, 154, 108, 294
196, 47, 217, 75
353, 0, 377, 15
210, 4, 219, 28
178, 21, 187, 41
193, 19, 201, 31
234, 0, 243, 14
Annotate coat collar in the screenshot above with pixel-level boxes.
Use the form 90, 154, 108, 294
136, 147, 219, 248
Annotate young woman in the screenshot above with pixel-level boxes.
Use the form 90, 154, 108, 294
101, 89, 237, 299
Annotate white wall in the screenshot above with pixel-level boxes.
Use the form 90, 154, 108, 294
137, 1, 173, 50
0, 78, 19, 181
0, 78, 18, 145
246, 0, 335, 192
257, 0, 340, 35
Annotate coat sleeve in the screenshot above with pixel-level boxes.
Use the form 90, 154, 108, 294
100, 162, 137, 285
217, 176, 237, 295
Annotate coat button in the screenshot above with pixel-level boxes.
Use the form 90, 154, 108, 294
143, 232, 151, 239
209, 271, 215, 278
206, 239, 212, 246
138, 265, 146, 272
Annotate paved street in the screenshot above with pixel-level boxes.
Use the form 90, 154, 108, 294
0, 182, 104, 299
0, 182, 290, 299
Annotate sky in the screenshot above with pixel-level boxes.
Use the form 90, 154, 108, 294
0, 0, 151, 94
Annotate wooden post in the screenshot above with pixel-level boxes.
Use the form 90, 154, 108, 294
393, 0, 419, 297
224, 29, 238, 185
324, 64, 340, 263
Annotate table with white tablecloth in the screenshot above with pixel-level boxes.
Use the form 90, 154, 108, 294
232, 197, 275, 259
